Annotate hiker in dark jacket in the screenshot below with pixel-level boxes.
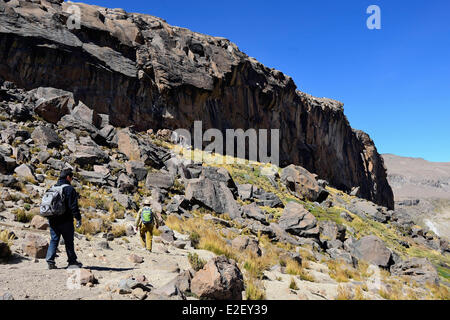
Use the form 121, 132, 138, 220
45, 168, 83, 269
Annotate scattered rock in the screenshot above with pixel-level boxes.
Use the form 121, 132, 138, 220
97, 241, 111, 250
159, 226, 175, 243
278, 202, 319, 239
0, 292, 14, 300
128, 254, 144, 264
79, 269, 97, 286
185, 177, 242, 219
252, 188, 284, 208
14, 164, 36, 181
327, 248, 357, 267
118, 278, 150, 294
319, 220, 346, 243
30, 215, 49, 230
146, 171, 174, 190
231, 235, 262, 256
22, 234, 49, 259
346, 199, 388, 223
346, 235, 392, 268
31, 126, 62, 148
125, 160, 148, 181
281, 165, 329, 202
132, 288, 147, 300
242, 203, 268, 225
390, 258, 439, 285
237, 184, 254, 201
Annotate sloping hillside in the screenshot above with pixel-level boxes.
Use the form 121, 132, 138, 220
0, 81, 448, 300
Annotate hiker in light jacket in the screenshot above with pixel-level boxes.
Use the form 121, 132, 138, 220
135, 198, 159, 252
45, 168, 83, 269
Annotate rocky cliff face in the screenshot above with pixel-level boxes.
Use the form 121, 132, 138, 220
0, 0, 393, 209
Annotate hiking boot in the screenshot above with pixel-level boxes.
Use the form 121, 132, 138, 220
48, 263, 57, 270
67, 261, 83, 269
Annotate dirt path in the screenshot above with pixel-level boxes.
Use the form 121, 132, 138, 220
0, 223, 215, 300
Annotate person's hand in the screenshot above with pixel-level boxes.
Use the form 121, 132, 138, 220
76, 220, 82, 229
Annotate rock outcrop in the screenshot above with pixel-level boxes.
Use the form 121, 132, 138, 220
0, 0, 393, 209
191, 256, 244, 300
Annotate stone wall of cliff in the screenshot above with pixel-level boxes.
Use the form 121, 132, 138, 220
0, 0, 394, 209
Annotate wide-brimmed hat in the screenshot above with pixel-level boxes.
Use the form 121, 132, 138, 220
143, 198, 152, 206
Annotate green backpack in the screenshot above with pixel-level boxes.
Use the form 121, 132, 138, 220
141, 207, 153, 225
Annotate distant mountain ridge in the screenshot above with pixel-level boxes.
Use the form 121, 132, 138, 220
382, 154, 450, 240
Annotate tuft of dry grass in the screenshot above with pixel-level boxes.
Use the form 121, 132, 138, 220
327, 260, 361, 283
13, 208, 34, 223
109, 202, 125, 220
425, 283, 450, 300
0, 230, 14, 260
378, 285, 403, 300
188, 253, 206, 271
111, 224, 127, 238
245, 278, 266, 300
336, 284, 353, 300
284, 258, 315, 282
289, 277, 299, 290
354, 286, 366, 300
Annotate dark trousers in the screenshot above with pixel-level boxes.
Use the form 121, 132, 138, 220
45, 220, 77, 265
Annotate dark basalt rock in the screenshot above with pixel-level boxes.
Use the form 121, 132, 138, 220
0, 1, 393, 209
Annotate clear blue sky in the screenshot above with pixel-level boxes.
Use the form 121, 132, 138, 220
79, 0, 450, 162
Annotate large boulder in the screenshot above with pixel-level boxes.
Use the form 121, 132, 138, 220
0, 242, 11, 260
22, 234, 49, 259
78, 170, 109, 186
125, 161, 148, 181
191, 256, 244, 300
347, 235, 392, 268
118, 173, 137, 193
185, 177, 242, 219
1, 124, 30, 144
237, 184, 254, 201
0, 155, 16, 175
241, 203, 267, 225
72, 148, 109, 167
231, 235, 262, 256
281, 165, 329, 202
0, 174, 19, 188
32, 87, 76, 124
117, 128, 170, 168
346, 199, 388, 223
31, 126, 62, 148
30, 215, 49, 230
146, 172, 174, 190
153, 270, 194, 298
71, 102, 102, 129
201, 167, 238, 197
390, 258, 439, 285
14, 164, 36, 181
252, 188, 283, 208
319, 220, 346, 243
78, 269, 97, 286
327, 248, 357, 267
278, 202, 319, 238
